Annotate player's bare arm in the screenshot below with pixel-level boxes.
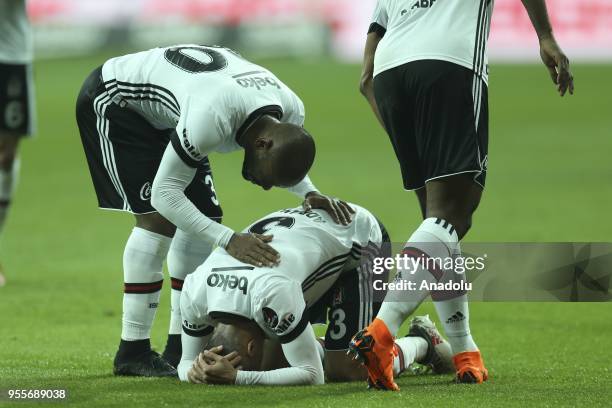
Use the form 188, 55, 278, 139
360, 32, 385, 128
521, 0, 574, 96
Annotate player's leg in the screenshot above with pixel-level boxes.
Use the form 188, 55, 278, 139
394, 61, 488, 382
0, 62, 34, 286
0, 134, 20, 286
76, 67, 175, 376
162, 158, 222, 366
348, 64, 425, 390
425, 176, 487, 383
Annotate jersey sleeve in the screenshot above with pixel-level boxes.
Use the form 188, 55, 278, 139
180, 288, 214, 337
255, 278, 308, 344
282, 92, 306, 127
369, 0, 389, 36
234, 324, 324, 385
173, 98, 226, 167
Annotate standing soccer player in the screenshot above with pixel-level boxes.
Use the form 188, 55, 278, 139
76, 45, 353, 377
0, 0, 35, 287
350, 0, 574, 390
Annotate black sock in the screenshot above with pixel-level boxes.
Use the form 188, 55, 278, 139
115, 339, 151, 361
163, 334, 182, 356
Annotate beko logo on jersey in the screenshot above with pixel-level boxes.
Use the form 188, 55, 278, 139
236, 76, 281, 91
207, 273, 248, 295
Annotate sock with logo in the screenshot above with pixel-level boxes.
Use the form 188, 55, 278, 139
433, 243, 479, 353
377, 218, 458, 335
121, 227, 172, 345
392, 336, 429, 376
0, 157, 20, 238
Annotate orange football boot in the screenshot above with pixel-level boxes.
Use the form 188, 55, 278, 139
453, 351, 488, 384
348, 318, 399, 391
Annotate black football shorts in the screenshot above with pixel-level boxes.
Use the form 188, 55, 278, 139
0, 62, 35, 136
75, 66, 222, 218
374, 59, 488, 190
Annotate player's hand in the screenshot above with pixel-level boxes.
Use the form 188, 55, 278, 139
226, 233, 280, 267
539, 35, 574, 96
199, 347, 242, 385
303, 192, 355, 226
186, 346, 223, 384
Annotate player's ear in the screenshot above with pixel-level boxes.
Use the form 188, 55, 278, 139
246, 338, 257, 357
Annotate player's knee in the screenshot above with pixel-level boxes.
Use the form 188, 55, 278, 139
135, 213, 176, 237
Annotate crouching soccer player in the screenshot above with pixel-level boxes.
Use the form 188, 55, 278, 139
75, 44, 353, 376
177, 204, 454, 384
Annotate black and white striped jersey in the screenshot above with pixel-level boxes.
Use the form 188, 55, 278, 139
370, 0, 494, 84
100, 45, 305, 165
180, 204, 382, 342
0, 0, 32, 64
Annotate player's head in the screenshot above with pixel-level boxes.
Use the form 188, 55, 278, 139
242, 123, 315, 191
206, 320, 265, 371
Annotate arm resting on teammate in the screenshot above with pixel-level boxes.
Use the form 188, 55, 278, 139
235, 325, 324, 386
521, 0, 574, 96
360, 32, 385, 128
286, 176, 355, 225
151, 144, 235, 248
152, 144, 280, 266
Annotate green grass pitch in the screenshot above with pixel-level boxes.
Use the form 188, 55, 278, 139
0, 52, 611, 407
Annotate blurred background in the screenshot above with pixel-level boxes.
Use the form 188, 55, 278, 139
27, 0, 612, 62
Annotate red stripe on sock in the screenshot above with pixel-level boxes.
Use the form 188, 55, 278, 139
171, 277, 184, 291
124, 279, 163, 294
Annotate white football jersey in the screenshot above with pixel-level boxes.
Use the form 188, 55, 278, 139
101, 45, 305, 164
371, 0, 494, 83
0, 0, 33, 64
181, 204, 382, 342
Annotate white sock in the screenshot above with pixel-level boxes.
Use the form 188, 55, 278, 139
432, 241, 478, 353
0, 157, 20, 237
378, 218, 458, 335
167, 229, 214, 335
121, 227, 172, 341
392, 336, 429, 376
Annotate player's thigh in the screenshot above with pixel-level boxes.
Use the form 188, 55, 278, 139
134, 212, 176, 237
0, 63, 34, 139
373, 66, 424, 191
411, 60, 488, 191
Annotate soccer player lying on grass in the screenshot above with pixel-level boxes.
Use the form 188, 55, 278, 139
177, 204, 454, 385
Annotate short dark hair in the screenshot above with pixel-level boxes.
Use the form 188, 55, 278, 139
205, 321, 265, 371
